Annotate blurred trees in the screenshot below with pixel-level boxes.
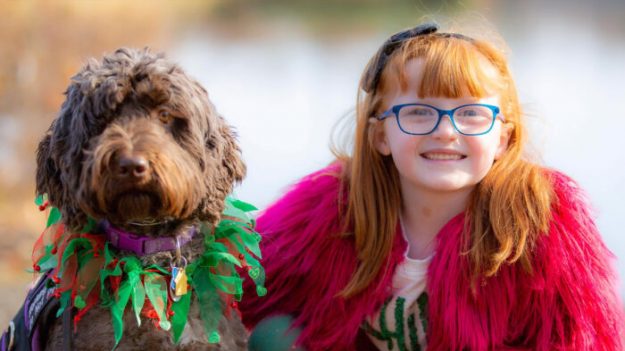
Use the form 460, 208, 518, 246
0, 0, 464, 326
0, 0, 465, 232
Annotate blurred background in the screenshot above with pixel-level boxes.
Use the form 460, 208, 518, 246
1, 0, 624, 327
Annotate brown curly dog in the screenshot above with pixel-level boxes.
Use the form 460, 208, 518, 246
31, 48, 248, 350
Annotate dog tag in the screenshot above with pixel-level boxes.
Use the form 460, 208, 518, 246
170, 266, 188, 301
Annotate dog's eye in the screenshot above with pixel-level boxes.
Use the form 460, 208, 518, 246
158, 110, 174, 125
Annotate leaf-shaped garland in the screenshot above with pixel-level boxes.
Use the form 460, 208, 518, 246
31, 195, 266, 347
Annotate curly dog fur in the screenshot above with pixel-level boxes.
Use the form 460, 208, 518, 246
35, 48, 248, 350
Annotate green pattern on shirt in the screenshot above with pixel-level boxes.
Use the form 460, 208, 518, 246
363, 292, 428, 351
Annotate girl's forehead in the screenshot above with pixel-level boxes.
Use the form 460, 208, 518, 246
380, 57, 503, 107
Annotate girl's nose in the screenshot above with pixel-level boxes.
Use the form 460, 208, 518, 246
431, 115, 458, 140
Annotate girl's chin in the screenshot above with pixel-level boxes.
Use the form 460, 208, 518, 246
409, 176, 478, 193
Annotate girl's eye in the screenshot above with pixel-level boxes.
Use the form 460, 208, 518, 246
159, 110, 174, 124
458, 109, 478, 117
406, 107, 434, 116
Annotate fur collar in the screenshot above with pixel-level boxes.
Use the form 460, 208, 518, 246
240, 164, 624, 350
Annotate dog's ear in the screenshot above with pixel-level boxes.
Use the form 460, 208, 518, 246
36, 126, 88, 231
35, 129, 61, 205
37, 81, 97, 231
197, 114, 246, 224
216, 117, 246, 185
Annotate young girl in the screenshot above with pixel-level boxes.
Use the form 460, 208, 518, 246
239, 22, 625, 350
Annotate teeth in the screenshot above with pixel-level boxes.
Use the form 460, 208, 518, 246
423, 153, 463, 160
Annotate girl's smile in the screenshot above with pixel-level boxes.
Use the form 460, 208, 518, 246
420, 149, 467, 161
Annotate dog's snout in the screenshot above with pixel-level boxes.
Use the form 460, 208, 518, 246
117, 155, 150, 179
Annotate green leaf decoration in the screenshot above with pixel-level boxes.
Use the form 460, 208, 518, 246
38, 247, 57, 271
61, 238, 93, 265
248, 267, 260, 280
129, 271, 145, 327
229, 198, 258, 212
112, 279, 133, 347
193, 268, 222, 343
33, 196, 266, 346
99, 247, 123, 307
204, 251, 241, 268
223, 206, 247, 220
216, 221, 262, 259
208, 331, 221, 343
75, 254, 103, 310
74, 295, 86, 309
35, 194, 45, 206
104, 243, 115, 267
209, 274, 243, 295
171, 288, 192, 343
144, 273, 170, 331
56, 290, 72, 318
223, 197, 257, 223
46, 207, 62, 227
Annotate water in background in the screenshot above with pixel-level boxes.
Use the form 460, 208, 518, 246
173, 15, 625, 298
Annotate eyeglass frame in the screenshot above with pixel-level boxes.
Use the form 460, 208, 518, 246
376, 103, 505, 136
361, 22, 474, 94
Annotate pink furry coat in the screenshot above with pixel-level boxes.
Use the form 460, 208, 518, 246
240, 163, 624, 350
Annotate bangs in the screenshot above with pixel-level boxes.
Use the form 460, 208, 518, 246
381, 35, 505, 99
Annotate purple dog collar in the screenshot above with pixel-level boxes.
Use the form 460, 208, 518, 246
102, 221, 197, 256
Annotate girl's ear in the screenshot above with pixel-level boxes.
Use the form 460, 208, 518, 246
370, 118, 392, 156
495, 122, 514, 160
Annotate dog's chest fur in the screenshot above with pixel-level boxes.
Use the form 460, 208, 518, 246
46, 300, 247, 350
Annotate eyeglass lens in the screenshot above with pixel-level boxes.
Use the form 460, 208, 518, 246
397, 105, 494, 135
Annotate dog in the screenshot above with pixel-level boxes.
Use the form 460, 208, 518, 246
5, 48, 257, 350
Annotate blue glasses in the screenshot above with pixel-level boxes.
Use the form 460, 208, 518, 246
377, 103, 504, 136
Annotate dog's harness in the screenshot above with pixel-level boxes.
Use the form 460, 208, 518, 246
1, 271, 59, 351
2, 223, 197, 351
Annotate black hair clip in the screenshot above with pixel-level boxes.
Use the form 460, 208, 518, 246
362, 22, 439, 94
361, 22, 474, 94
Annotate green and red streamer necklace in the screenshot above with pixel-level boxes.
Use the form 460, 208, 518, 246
31, 195, 266, 347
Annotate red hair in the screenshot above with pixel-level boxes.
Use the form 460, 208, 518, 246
337, 33, 554, 297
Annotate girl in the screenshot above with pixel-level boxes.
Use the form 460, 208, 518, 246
240, 22, 625, 350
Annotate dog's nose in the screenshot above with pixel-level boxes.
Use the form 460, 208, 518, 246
117, 155, 149, 178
